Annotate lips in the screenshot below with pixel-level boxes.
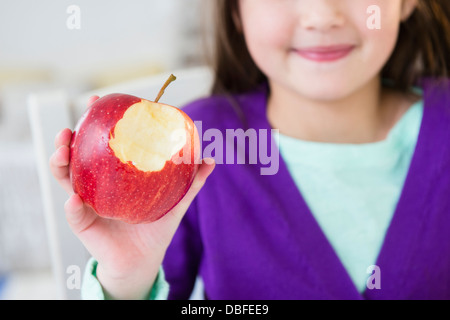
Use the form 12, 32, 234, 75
294, 45, 355, 62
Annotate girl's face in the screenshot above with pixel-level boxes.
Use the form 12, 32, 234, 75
238, 0, 417, 101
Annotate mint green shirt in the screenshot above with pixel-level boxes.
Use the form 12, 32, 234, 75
81, 258, 169, 300
82, 99, 424, 298
274, 99, 424, 293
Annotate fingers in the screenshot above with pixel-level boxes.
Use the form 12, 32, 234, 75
50, 145, 70, 178
50, 129, 74, 194
64, 194, 98, 235
54, 128, 72, 149
88, 96, 100, 108
51, 94, 98, 192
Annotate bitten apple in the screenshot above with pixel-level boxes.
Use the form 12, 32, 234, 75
69, 75, 200, 224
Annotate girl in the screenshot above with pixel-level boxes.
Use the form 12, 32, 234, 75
50, 0, 450, 300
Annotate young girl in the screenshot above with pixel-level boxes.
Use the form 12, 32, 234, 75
50, 0, 450, 300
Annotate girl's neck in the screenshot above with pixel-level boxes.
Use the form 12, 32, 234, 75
267, 76, 416, 144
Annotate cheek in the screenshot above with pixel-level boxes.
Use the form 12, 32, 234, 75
241, 6, 294, 71
359, 9, 401, 68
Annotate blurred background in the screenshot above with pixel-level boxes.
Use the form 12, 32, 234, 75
0, 0, 212, 299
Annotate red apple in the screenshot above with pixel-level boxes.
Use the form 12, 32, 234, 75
69, 75, 200, 224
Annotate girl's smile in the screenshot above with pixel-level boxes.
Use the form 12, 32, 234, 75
292, 44, 356, 63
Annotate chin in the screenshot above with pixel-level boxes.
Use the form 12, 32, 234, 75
296, 80, 356, 102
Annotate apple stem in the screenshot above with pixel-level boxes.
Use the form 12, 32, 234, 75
155, 74, 177, 103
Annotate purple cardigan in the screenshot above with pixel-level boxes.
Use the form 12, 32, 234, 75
162, 79, 450, 300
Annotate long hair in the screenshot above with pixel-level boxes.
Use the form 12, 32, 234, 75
208, 0, 450, 95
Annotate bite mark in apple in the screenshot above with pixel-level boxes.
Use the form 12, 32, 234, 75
108, 100, 187, 172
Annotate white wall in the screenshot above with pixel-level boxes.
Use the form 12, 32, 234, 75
0, 0, 206, 87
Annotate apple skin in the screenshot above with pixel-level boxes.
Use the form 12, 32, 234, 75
69, 93, 200, 224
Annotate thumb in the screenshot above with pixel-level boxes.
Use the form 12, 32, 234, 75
163, 158, 216, 223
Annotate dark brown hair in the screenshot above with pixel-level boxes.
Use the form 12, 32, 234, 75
208, 0, 450, 95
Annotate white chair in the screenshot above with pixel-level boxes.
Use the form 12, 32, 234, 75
27, 66, 213, 299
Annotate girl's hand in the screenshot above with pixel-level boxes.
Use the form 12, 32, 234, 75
49, 96, 215, 299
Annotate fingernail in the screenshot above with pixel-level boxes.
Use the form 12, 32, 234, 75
203, 158, 215, 165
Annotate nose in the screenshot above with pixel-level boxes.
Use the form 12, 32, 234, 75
299, 0, 345, 32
